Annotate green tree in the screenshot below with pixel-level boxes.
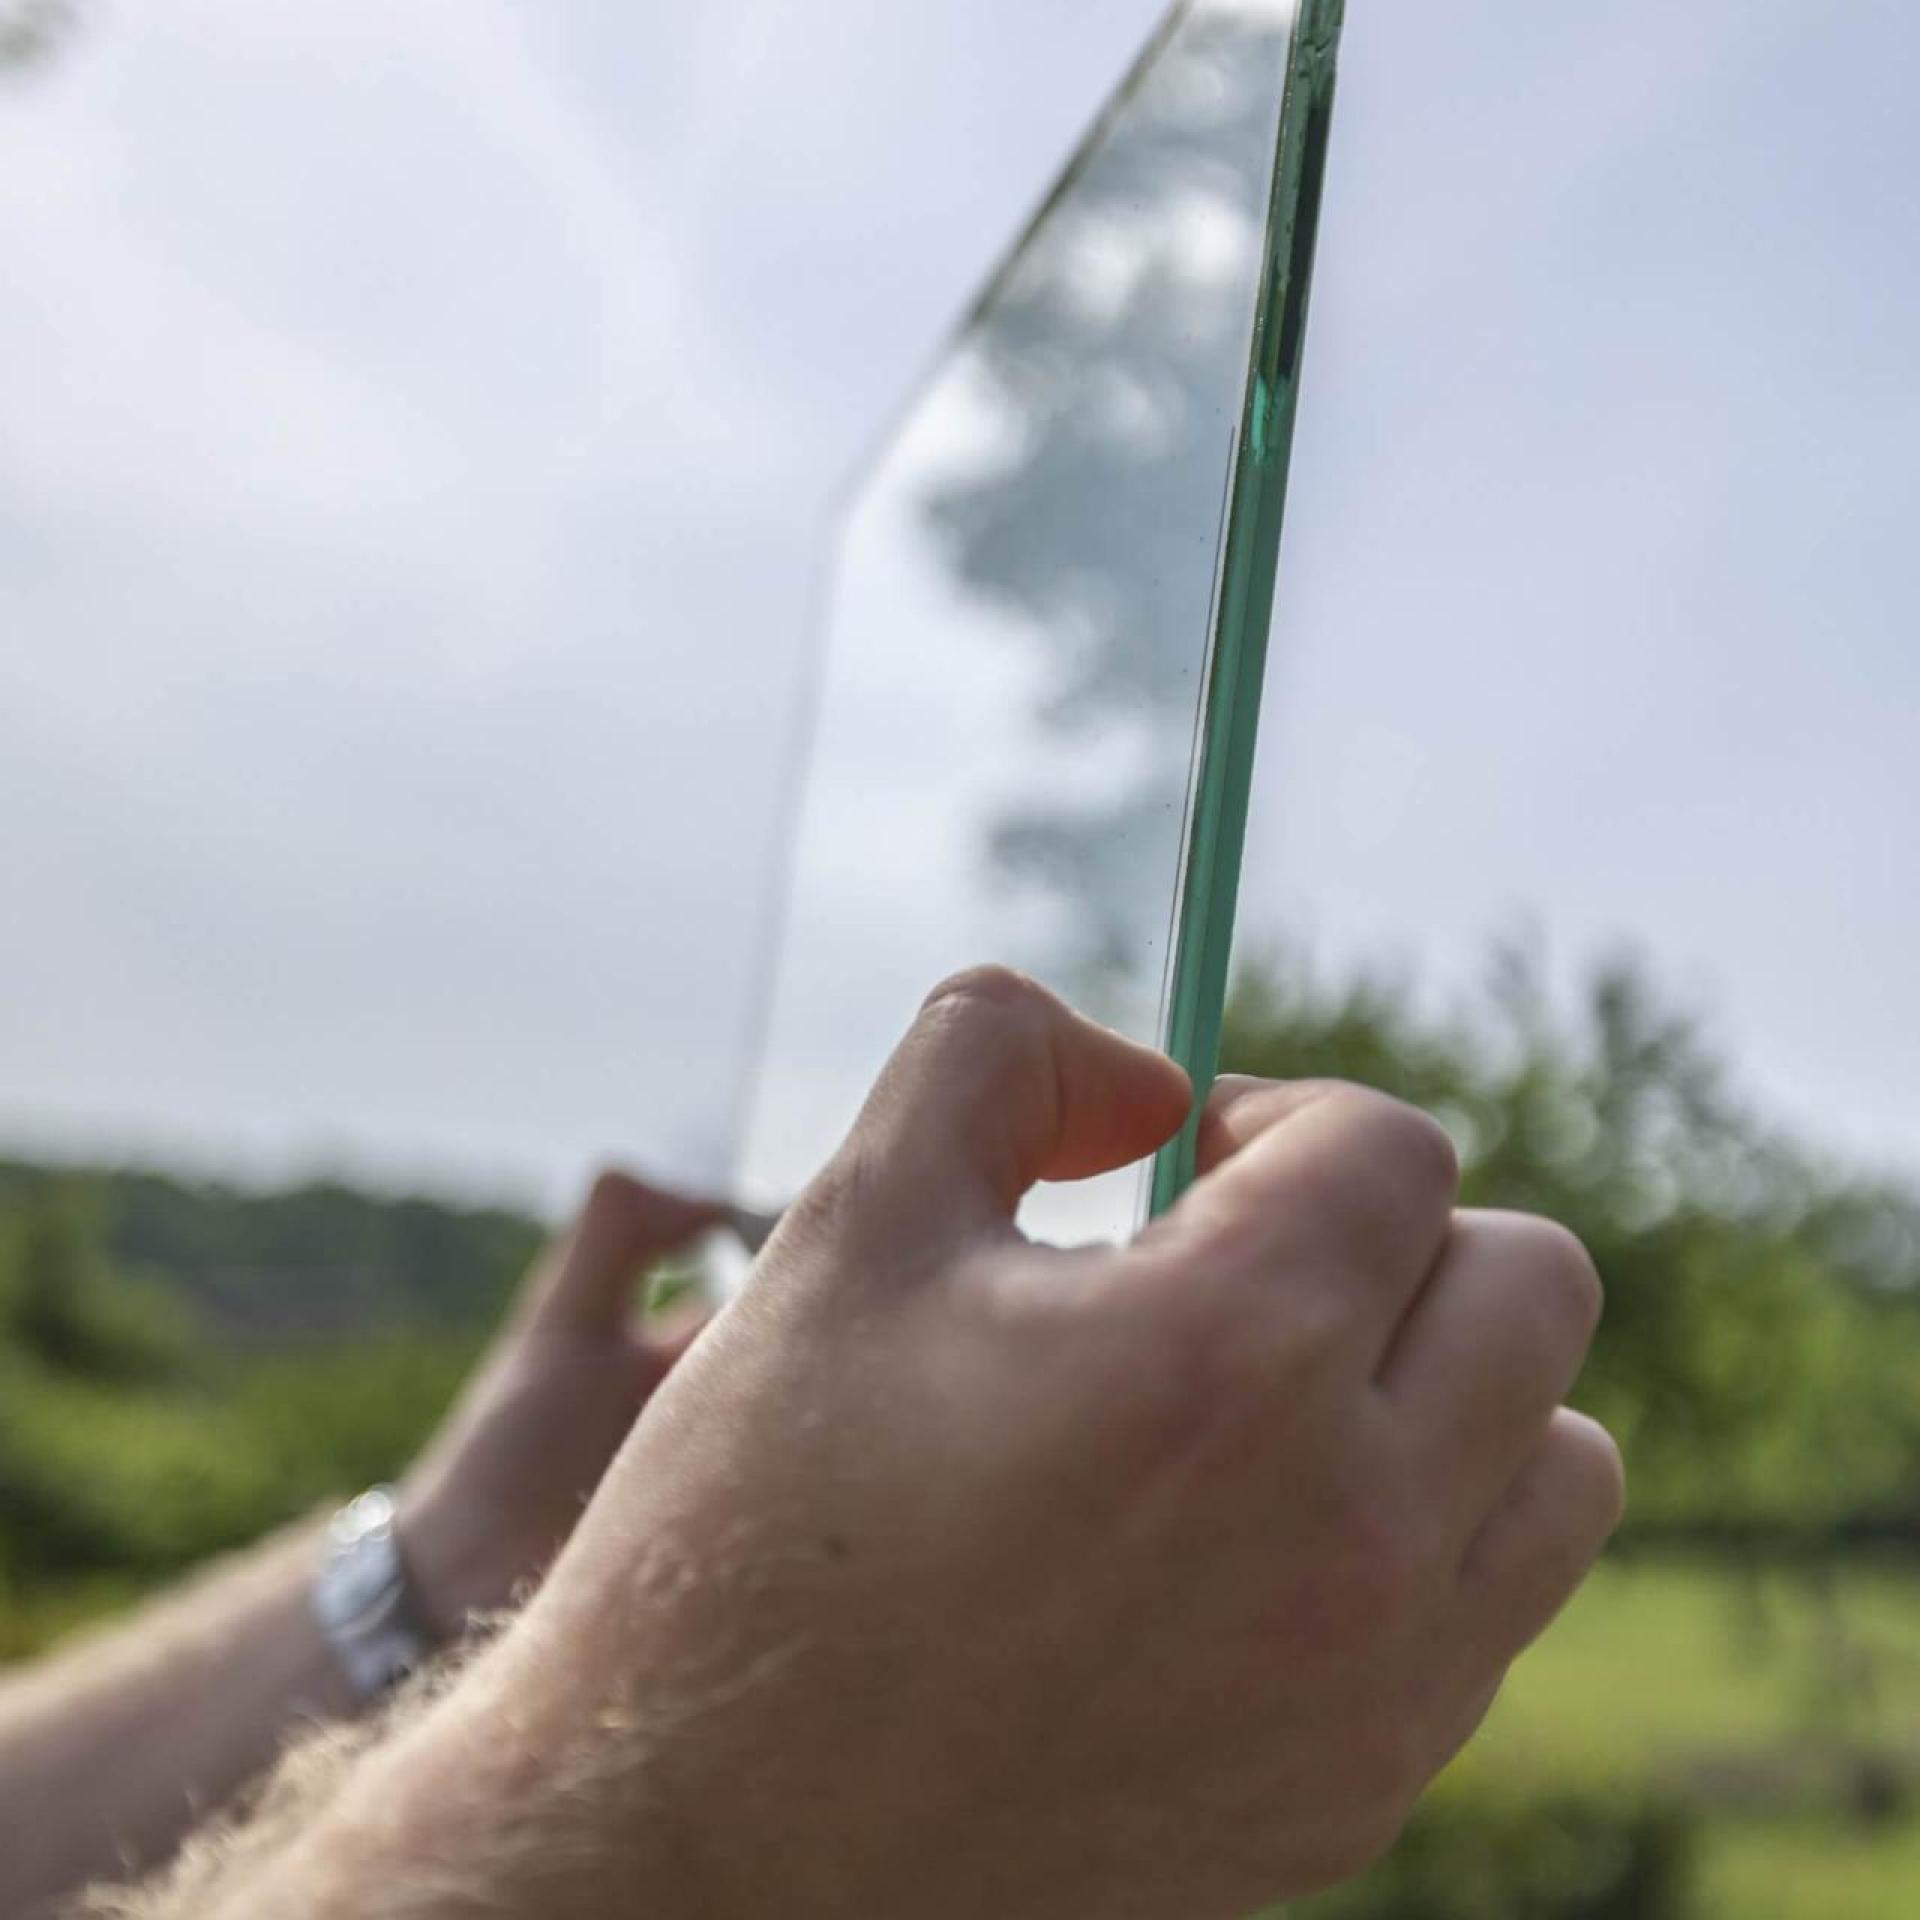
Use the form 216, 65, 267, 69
1223, 946, 1920, 1532
0, 1192, 191, 1385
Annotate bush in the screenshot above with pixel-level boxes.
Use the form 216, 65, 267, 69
0, 1333, 478, 1593
0, 1358, 269, 1577
0, 1194, 195, 1385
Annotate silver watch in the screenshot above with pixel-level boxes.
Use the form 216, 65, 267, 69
312, 1486, 437, 1702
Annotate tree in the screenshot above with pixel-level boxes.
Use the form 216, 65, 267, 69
1222, 945, 1920, 1532
0, 1192, 191, 1385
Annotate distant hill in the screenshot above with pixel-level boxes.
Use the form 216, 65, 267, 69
0, 1158, 546, 1342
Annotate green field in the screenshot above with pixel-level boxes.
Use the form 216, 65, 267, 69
1479, 1559, 1920, 1783
1296, 1557, 1920, 1918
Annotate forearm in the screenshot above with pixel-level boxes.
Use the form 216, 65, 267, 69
0, 1512, 357, 1915
73, 1638, 685, 1920
90, 1546, 735, 1920
4, 1170, 732, 1920
199, 1599, 698, 1920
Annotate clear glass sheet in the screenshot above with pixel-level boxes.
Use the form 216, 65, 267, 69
741, 0, 1340, 1241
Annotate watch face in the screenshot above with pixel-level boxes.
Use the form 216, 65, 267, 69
313, 1499, 433, 1702
314, 1535, 403, 1630
329, 1485, 397, 1551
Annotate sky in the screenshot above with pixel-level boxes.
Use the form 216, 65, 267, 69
1, 0, 1916, 1211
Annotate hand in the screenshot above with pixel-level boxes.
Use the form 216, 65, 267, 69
334, 969, 1622, 1920
396, 1171, 728, 1639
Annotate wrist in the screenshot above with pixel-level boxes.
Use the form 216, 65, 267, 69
392, 1481, 522, 1647
276, 1605, 723, 1920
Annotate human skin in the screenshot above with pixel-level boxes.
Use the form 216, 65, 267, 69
0, 1173, 726, 1917
206, 967, 1623, 1920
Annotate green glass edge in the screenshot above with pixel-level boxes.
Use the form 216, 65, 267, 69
1148, 0, 1344, 1217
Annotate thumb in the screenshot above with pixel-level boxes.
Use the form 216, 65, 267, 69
835, 967, 1192, 1243
522, 1170, 728, 1337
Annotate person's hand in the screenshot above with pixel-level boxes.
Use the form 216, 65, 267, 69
396, 1171, 727, 1638
314, 969, 1621, 1920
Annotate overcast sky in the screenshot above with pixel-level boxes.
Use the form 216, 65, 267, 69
2, 0, 1916, 1211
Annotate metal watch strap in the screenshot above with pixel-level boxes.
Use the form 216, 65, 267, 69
311, 1486, 437, 1703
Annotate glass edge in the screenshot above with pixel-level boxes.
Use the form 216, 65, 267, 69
1146, 6, 1344, 1222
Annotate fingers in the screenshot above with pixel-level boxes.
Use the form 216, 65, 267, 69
1456, 1409, 1625, 1661
835, 967, 1192, 1243
1381, 1212, 1603, 1514
523, 1170, 729, 1337
1137, 1077, 1460, 1362
1190, 1075, 1361, 1174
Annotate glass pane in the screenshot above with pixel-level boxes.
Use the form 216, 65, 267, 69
740, 0, 1340, 1242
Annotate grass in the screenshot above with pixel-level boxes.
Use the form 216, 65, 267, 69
1308, 1555, 1920, 1916
1695, 1815, 1920, 1920
1465, 1556, 1920, 1788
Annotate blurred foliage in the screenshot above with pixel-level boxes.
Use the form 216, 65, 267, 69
1295, 1789, 1694, 1920
0, 1334, 477, 1590
0, 1159, 542, 1341
1223, 944, 1920, 1532
0, 1192, 196, 1385
0, 1168, 509, 1624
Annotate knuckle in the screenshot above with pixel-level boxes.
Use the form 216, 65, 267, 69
1595, 1438, 1628, 1537
1562, 1413, 1628, 1538
1157, 1196, 1278, 1302
1532, 1515, 1607, 1616
585, 1165, 643, 1215
909, 967, 1059, 1090
920, 963, 1050, 1025
782, 1145, 879, 1253
1368, 1096, 1463, 1204
1143, 1190, 1368, 1378
1499, 1428, 1625, 1608
1156, 1188, 1284, 1296
1327, 1087, 1461, 1212
1522, 1218, 1605, 1339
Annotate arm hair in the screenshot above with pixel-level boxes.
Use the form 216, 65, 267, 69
64, 1629, 501, 1920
